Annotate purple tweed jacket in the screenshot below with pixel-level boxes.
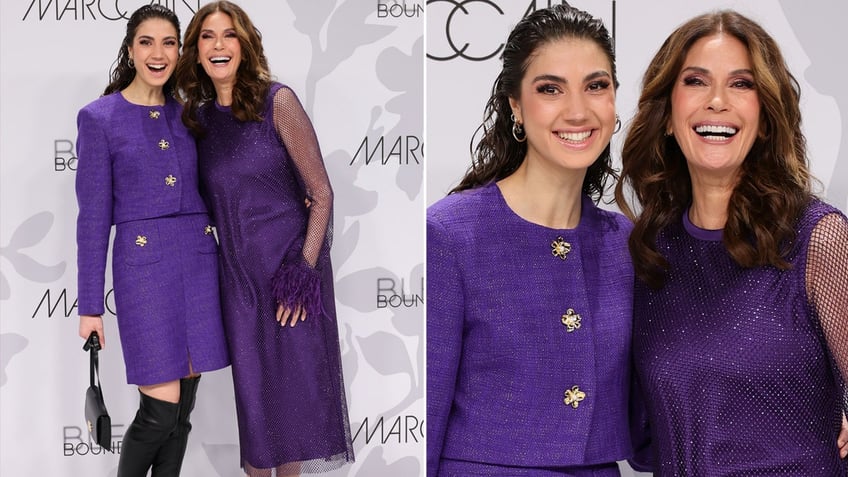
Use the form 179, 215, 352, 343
75, 92, 207, 316
427, 183, 637, 474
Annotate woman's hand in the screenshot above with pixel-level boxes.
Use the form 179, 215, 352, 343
79, 315, 105, 348
276, 304, 306, 328
839, 414, 848, 459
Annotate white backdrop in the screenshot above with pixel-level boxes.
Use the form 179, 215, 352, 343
0, 1, 423, 476
3, 0, 847, 475
427, 0, 848, 214
426, 0, 847, 475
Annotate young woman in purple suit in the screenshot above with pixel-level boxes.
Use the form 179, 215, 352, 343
75, 5, 230, 476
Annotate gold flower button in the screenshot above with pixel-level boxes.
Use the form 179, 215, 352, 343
165, 175, 177, 187
135, 235, 148, 247
204, 225, 213, 235
551, 236, 571, 260
158, 139, 170, 150
563, 386, 586, 409
561, 308, 581, 332
149, 110, 160, 119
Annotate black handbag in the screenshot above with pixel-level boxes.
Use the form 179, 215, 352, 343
83, 332, 111, 450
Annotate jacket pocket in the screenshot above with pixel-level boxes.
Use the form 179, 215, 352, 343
115, 221, 162, 265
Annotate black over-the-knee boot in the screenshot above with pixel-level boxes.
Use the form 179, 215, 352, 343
117, 390, 180, 477
151, 376, 201, 476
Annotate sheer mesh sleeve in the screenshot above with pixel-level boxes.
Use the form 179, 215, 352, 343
807, 211, 848, 415
268, 86, 334, 319
272, 86, 333, 268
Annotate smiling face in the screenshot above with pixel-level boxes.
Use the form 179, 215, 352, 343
126, 18, 179, 90
669, 33, 760, 179
196, 11, 242, 89
509, 37, 616, 176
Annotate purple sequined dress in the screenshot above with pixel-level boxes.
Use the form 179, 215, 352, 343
196, 83, 353, 472
633, 199, 848, 475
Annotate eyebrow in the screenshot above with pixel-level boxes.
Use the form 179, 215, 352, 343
200, 28, 236, 34
137, 34, 177, 41
531, 70, 611, 84
681, 66, 754, 76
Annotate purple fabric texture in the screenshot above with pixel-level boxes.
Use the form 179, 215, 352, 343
633, 199, 848, 475
271, 254, 325, 321
438, 458, 621, 476
427, 183, 636, 476
75, 92, 229, 385
196, 82, 353, 471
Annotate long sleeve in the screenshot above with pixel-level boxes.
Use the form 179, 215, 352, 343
75, 106, 113, 316
270, 86, 333, 318
426, 213, 464, 477
807, 211, 848, 408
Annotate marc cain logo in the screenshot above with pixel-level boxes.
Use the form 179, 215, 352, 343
21, 0, 199, 22
426, 0, 583, 62
351, 415, 424, 444
31, 288, 117, 319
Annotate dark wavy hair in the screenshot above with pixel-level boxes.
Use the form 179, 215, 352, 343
103, 5, 180, 96
176, 1, 271, 136
614, 10, 810, 289
451, 4, 619, 201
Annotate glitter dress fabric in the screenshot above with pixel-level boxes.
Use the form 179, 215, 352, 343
632, 199, 848, 475
427, 183, 636, 476
75, 92, 230, 385
196, 83, 353, 472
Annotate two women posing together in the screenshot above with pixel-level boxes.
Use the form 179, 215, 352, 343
427, 4, 848, 476
75, 2, 353, 476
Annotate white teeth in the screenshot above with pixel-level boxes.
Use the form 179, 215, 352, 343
695, 125, 737, 135
148, 64, 166, 71
558, 130, 591, 142
210, 56, 231, 64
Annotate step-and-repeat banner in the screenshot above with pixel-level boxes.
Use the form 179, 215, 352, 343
0, 1, 423, 475
427, 0, 848, 214
427, 1, 846, 475
3, 0, 846, 475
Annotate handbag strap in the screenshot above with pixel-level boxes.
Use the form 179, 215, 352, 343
85, 333, 101, 389
90, 344, 100, 388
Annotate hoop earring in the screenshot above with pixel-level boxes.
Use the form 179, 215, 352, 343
511, 113, 526, 143
128, 58, 134, 68
613, 114, 621, 134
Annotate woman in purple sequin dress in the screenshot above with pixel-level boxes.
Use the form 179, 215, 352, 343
428, 5, 645, 476
76, 5, 230, 476
615, 10, 848, 475
175, 2, 353, 475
